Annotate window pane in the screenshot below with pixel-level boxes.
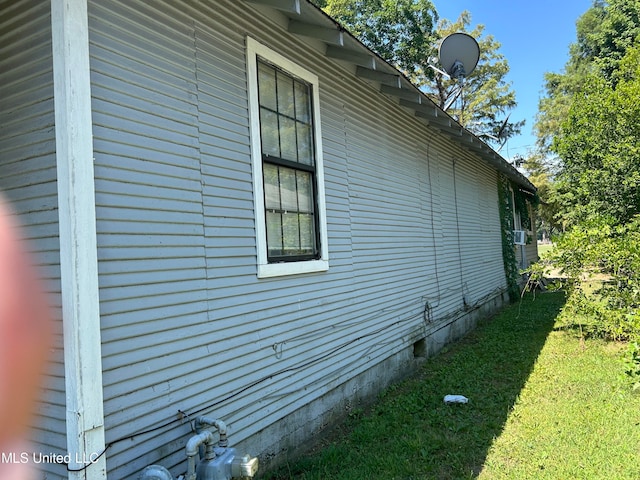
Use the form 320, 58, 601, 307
279, 116, 297, 162
294, 81, 310, 123
260, 108, 280, 157
258, 62, 277, 111
279, 167, 298, 211
277, 71, 295, 118
296, 122, 313, 166
299, 214, 314, 252
296, 171, 313, 213
282, 212, 301, 254
264, 165, 316, 259
266, 211, 283, 257
263, 163, 281, 210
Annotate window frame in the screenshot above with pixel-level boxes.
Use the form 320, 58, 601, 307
246, 37, 329, 278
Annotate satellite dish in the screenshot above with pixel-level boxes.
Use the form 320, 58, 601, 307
438, 33, 480, 82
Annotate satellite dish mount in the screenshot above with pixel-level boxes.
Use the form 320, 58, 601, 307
449, 60, 466, 82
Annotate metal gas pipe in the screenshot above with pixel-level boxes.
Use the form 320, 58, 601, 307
139, 415, 258, 480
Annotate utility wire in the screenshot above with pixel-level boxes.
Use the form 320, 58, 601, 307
65, 301, 425, 472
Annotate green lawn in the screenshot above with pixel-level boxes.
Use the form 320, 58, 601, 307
264, 292, 640, 479
537, 243, 554, 257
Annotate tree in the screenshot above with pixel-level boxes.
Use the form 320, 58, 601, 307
314, 1, 522, 147
532, 0, 640, 229
552, 45, 640, 226
520, 152, 562, 238
426, 12, 523, 145
532, 44, 640, 364
529, 0, 640, 383
320, 0, 439, 82
535, 0, 640, 154
576, 0, 640, 83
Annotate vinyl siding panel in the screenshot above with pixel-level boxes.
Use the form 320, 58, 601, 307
88, 1, 208, 476
85, 1, 509, 478
0, 2, 67, 479
193, 10, 363, 462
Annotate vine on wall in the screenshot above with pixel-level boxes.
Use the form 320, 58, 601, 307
498, 174, 520, 302
513, 187, 539, 232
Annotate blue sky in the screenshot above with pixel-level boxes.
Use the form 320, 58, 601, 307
434, 0, 593, 161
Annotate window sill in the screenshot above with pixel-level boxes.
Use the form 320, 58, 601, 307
258, 259, 329, 278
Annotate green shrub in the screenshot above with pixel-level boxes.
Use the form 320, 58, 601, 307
529, 215, 640, 385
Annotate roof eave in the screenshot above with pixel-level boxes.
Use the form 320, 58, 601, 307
241, 0, 537, 194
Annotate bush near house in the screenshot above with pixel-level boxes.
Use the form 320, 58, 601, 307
529, 215, 640, 388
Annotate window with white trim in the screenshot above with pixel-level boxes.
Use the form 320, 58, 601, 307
246, 37, 328, 278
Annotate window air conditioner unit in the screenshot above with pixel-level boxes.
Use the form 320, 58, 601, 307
513, 230, 526, 245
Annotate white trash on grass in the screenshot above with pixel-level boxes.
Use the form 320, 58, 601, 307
443, 394, 469, 404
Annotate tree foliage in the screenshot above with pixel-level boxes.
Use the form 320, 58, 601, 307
320, 0, 439, 82
535, 0, 640, 154
552, 45, 640, 226
532, 0, 640, 229
575, 0, 640, 82
312, 1, 522, 146
521, 152, 562, 237
531, 216, 640, 342
425, 12, 523, 144
529, 0, 640, 384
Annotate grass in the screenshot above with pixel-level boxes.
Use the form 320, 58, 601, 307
479, 335, 640, 479
264, 292, 640, 479
537, 243, 555, 257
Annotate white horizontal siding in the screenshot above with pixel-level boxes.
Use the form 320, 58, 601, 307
192, 11, 429, 470
87, 1, 509, 478
453, 153, 505, 304
0, 2, 67, 479
88, 1, 208, 477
